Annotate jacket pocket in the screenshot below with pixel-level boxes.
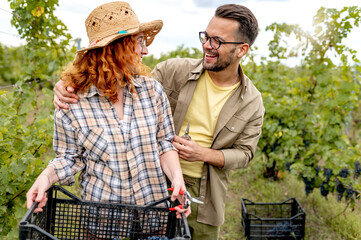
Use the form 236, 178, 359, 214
78, 127, 110, 162
224, 116, 245, 133
213, 116, 246, 148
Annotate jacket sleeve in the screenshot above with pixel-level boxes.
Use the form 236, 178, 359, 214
220, 96, 265, 170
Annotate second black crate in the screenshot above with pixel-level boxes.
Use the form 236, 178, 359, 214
241, 198, 306, 239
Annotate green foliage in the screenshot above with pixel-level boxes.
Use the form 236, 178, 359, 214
8, 0, 76, 85
0, 84, 54, 238
0, 0, 75, 238
0, 44, 26, 85
143, 44, 203, 69
251, 6, 361, 204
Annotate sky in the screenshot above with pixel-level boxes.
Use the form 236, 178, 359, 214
0, 0, 360, 65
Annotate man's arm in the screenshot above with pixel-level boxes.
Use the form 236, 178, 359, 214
221, 103, 264, 170
172, 136, 225, 168
54, 58, 167, 110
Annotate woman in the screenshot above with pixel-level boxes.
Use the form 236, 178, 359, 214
26, 1, 189, 219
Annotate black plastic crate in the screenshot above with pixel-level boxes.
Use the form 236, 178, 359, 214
19, 185, 191, 240
241, 198, 305, 239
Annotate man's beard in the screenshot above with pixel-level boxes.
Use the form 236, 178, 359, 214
203, 47, 237, 72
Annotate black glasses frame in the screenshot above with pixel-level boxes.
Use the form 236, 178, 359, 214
199, 31, 245, 50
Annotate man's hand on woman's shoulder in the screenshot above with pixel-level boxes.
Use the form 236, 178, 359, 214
54, 80, 79, 110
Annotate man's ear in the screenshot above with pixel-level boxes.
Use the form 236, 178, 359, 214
237, 43, 249, 58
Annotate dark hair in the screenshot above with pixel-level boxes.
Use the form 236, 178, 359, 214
215, 4, 258, 46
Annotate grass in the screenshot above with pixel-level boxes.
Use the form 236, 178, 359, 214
219, 156, 361, 240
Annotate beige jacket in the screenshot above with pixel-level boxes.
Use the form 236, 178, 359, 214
152, 58, 265, 226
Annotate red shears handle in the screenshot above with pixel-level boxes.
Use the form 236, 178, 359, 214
167, 188, 185, 195
169, 205, 184, 211
167, 188, 186, 211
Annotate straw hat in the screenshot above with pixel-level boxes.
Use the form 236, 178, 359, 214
77, 1, 163, 55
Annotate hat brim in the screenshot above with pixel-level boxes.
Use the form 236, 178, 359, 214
140, 20, 163, 47
76, 19, 163, 56
73, 19, 162, 64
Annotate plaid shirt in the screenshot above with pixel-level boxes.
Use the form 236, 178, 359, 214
49, 76, 175, 205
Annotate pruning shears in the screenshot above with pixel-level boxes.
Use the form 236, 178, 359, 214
167, 188, 204, 211
181, 122, 191, 140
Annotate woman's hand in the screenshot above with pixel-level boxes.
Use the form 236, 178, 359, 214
26, 167, 58, 213
170, 185, 191, 218
160, 150, 191, 218
174, 205, 191, 218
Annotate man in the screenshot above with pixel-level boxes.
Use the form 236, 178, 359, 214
54, 4, 264, 239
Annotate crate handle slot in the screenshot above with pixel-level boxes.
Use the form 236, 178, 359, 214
242, 197, 296, 205
246, 213, 263, 220
144, 195, 171, 208
52, 185, 82, 201
19, 201, 39, 223
290, 212, 306, 219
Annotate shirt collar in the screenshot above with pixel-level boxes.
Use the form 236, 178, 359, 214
238, 65, 248, 100
194, 61, 248, 97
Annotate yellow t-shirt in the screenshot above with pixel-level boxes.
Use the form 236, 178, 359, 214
179, 70, 239, 178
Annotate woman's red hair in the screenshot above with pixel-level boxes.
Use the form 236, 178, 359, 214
61, 35, 150, 102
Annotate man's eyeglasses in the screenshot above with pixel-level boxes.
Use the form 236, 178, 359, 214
199, 31, 244, 50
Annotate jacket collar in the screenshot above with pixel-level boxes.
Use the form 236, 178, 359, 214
237, 65, 248, 100
190, 60, 204, 80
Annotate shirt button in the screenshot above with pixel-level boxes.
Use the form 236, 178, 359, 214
202, 176, 206, 179
231, 127, 235, 130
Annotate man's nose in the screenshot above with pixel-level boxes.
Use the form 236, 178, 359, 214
203, 38, 213, 50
